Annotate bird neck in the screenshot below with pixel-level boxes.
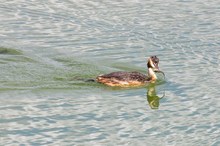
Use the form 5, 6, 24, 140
148, 68, 157, 81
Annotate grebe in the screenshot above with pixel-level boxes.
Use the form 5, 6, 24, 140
96, 56, 164, 87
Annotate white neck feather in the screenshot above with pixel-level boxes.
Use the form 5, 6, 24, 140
148, 68, 157, 81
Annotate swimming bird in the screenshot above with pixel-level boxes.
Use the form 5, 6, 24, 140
96, 56, 164, 87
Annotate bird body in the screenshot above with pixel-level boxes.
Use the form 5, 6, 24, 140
96, 56, 164, 87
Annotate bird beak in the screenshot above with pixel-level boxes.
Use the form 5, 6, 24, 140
153, 62, 160, 72
152, 61, 165, 76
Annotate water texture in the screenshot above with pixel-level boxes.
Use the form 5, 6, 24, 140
0, 0, 220, 145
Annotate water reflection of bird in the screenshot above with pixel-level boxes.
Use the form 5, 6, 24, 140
147, 85, 165, 109
96, 56, 165, 87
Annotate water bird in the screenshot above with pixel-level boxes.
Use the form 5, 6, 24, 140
96, 56, 165, 87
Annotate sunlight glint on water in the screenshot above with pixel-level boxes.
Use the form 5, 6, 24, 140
0, 0, 220, 145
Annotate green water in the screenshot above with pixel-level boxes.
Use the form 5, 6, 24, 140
1, 0, 220, 145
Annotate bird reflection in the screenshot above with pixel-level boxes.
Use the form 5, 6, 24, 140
147, 84, 165, 109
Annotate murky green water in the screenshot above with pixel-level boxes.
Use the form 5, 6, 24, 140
1, 0, 220, 145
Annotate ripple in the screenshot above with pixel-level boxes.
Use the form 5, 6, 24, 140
0, 0, 220, 145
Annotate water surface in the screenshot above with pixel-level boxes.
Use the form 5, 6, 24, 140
0, 0, 220, 145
